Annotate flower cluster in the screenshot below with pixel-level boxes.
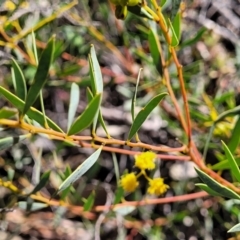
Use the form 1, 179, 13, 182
120, 152, 169, 196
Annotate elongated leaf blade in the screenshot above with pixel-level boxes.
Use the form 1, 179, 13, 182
113, 205, 136, 216
22, 36, 55, 116
89, 45, 103, 132
0, 134, 29, 151
195, 168, 240, 200
222, 141, 240, 182
0, 86, 63, 132
57, 147, 102, 193
228, 117, 240, 153
67, 83, 80, 131
90, 45, 103, 94
11, 58, 27, 101
168, 18, 179, 47
128, 92, 168, 140
83, 191, 95, 211
215, 105, 240, 124
31, 171, 51, 195
195, 183, 222, 197
87, 88, 110, 137
18, 201, 48, 211
148, 29, 163, 76
228, 223, 240, 233
0, 107, 17, 119
172, 12, 181, 42
67, 93, 101, 136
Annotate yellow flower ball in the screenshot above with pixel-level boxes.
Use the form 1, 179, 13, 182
135, 151, 156, 170
147, 178, 169, 196
120, 173, 139, 192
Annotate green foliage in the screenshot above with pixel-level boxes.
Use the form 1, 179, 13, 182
0, 0, 240, 238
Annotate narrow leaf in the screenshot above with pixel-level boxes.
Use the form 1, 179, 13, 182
195, 183, 222, 197
87, 88, 110, 137
228, 117, 240, 153
31, 171, 51, 195
222, 141, 240, 182
83, 191, 95, 211
57, 146, 102, 193
228, 223, 240, 233
0, 135, 29, 151
0, 107, 17, 119
113, 205, 136, 216
128, 92, 168, 140
89, 45, 103, 95
18, 201, 48, 211
195, 168, 240, 200
89, 46, 103, 132
11, 58, 27, 101
148, 29, 163, 76
114, 186, 124, 204
215, 105, 240, 124
172, 12, 181, 42
0, 86, 63, 132
22, 36, 55, 116
67, 83, 80, 131
168, 18, 179, 47
67, 93, 101, 136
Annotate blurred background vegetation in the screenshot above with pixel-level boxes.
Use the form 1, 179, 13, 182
1, 0, 240, 239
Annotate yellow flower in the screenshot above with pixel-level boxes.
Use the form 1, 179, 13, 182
120, 173, 139, 192
135, 151, 156, 170
147, 178, 169, 196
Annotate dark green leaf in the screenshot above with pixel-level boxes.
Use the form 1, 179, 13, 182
114, 186, 124, 204
195, 183, 222, 197
195, 168, 240, 200
148, 29, 163, 76
128, 92, 168, 140
31, 171, 51, 195
67, 93, 101, 136
161, 0, 167, 7
22, 36, 55, 116
228, 117, 240, 153
11, 58, 27, 101
222, 141, 240, 182
172, 12, 181, 42
83, 191, 95, 211
0, 86, 64, 132
0, 107, 17, 119
168, 18, 179, 47
57, 147, 102, 193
